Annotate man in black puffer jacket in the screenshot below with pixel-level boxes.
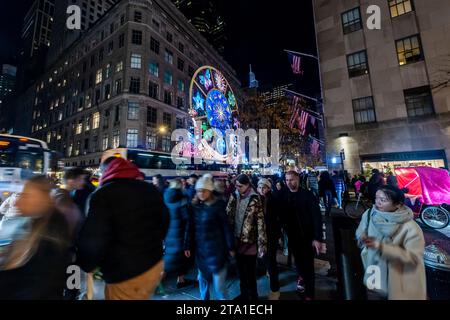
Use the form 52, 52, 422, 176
76, 157, 169, 300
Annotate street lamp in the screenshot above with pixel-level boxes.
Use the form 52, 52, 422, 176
158, 126, 167, 134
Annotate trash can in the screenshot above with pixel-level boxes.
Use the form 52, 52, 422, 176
424, 244, 450, 300
332, 215, 367, 300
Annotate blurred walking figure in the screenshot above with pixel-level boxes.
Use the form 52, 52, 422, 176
356, 185, 426, 300
282, 171, 323, 300
0, 193, 21, 220
184, 174, 198, 203
367, 169, 386, 204
227, 174, 267, 301
214, 179, 227, 202
306, 171, 319, 199
62, 167, 96, 300
186, 175, 234, 300
0, 176, 71, 300
77, 157, 169, 300
163, 179, 195, 289
64, 168, 96, 215
153, 174, 167, 195
386, 172, 398, 188
257, 178, 281, 300
319, 171, 337, 216
332, 171, 346, 209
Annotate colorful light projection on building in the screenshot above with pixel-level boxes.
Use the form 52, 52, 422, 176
184, 66, 241, 163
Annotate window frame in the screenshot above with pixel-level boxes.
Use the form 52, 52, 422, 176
341, 7, 362, 34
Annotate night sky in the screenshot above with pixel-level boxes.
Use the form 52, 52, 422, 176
0, 0, 319, 96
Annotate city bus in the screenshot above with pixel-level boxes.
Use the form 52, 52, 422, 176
101, 148, 231, 179
0, 134, 51, 202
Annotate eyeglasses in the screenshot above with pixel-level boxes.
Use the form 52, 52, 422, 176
375, 197, 390, 203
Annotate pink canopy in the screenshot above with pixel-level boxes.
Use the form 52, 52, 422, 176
395, 167, 450, 205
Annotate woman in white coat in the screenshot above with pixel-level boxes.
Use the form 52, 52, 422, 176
356, 185, 426, 300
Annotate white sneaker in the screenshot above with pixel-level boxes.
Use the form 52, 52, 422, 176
268, 291, 280, 300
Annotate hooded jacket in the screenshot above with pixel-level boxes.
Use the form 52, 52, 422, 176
76, 158, 169, 284
163, 187, 191, 274
188, 198, 234, 274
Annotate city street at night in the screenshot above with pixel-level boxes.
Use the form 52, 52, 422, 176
0, 0, 449, 309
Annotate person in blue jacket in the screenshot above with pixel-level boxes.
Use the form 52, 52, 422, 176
185, 175, 235, 300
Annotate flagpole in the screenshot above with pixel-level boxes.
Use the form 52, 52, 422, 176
284, 49, 319, 61
312, 0, 327, 165
284, 89, 319, 103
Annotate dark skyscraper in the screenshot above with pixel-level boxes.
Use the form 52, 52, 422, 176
17, 0, 55, 91
173, 0, 226, 54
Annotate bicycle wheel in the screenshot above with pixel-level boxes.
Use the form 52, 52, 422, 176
420, 206, 450, 229
344, 200, 367, 219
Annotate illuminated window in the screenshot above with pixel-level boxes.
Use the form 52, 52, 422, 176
76, 120, 83, 134
128, 102, 139, 120
113, 130, 120, 148
102, 134, 109, 151
146, 131, 157, 150
96, 69, 103, 84
396, 35, 423, 66
127, 129, 138, 148
165, 49, 173, 64
116, 61, 123, 72
164, 71, 173, 85
93, 112, 100, 129
105, 64, 112, 78
177, 79, 185, 92
131, 53, 142, 69
389, 0, 413, 18
149, 62, 159, 77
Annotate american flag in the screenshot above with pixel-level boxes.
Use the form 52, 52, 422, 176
289, 107, 300, 129
311, 139, 320, 155
292, 95, 302, 107
289, 53, 303, 75
297, 110, 309, 135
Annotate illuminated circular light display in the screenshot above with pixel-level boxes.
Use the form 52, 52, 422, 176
188, 66, 240, 162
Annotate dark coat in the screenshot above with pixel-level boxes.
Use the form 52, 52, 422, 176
0, 210, 71, 300
163, 188, 190, 274
319, 177, 337, 197
184, 184, 196, 203
280, 188, 323, 245
72, 182, 96, 216
368, 174, 385, 203
76, 178, 170, 283
187, 199, 234, 275
260, 193, 281, 246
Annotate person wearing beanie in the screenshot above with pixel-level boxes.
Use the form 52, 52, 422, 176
185, 175, 234, 300
257, 177, 281, 300
77, 157, 169, 300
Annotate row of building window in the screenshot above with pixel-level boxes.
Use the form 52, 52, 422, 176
352, 86, 434, 125
346, 34, 423, 78
342, 0, 414, 35
60, 128, 175, 157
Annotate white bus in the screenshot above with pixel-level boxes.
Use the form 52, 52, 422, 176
0, 134, 51, 202
102, 148, 230, 179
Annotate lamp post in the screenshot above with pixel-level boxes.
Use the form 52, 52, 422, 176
339, 149, 345, 172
